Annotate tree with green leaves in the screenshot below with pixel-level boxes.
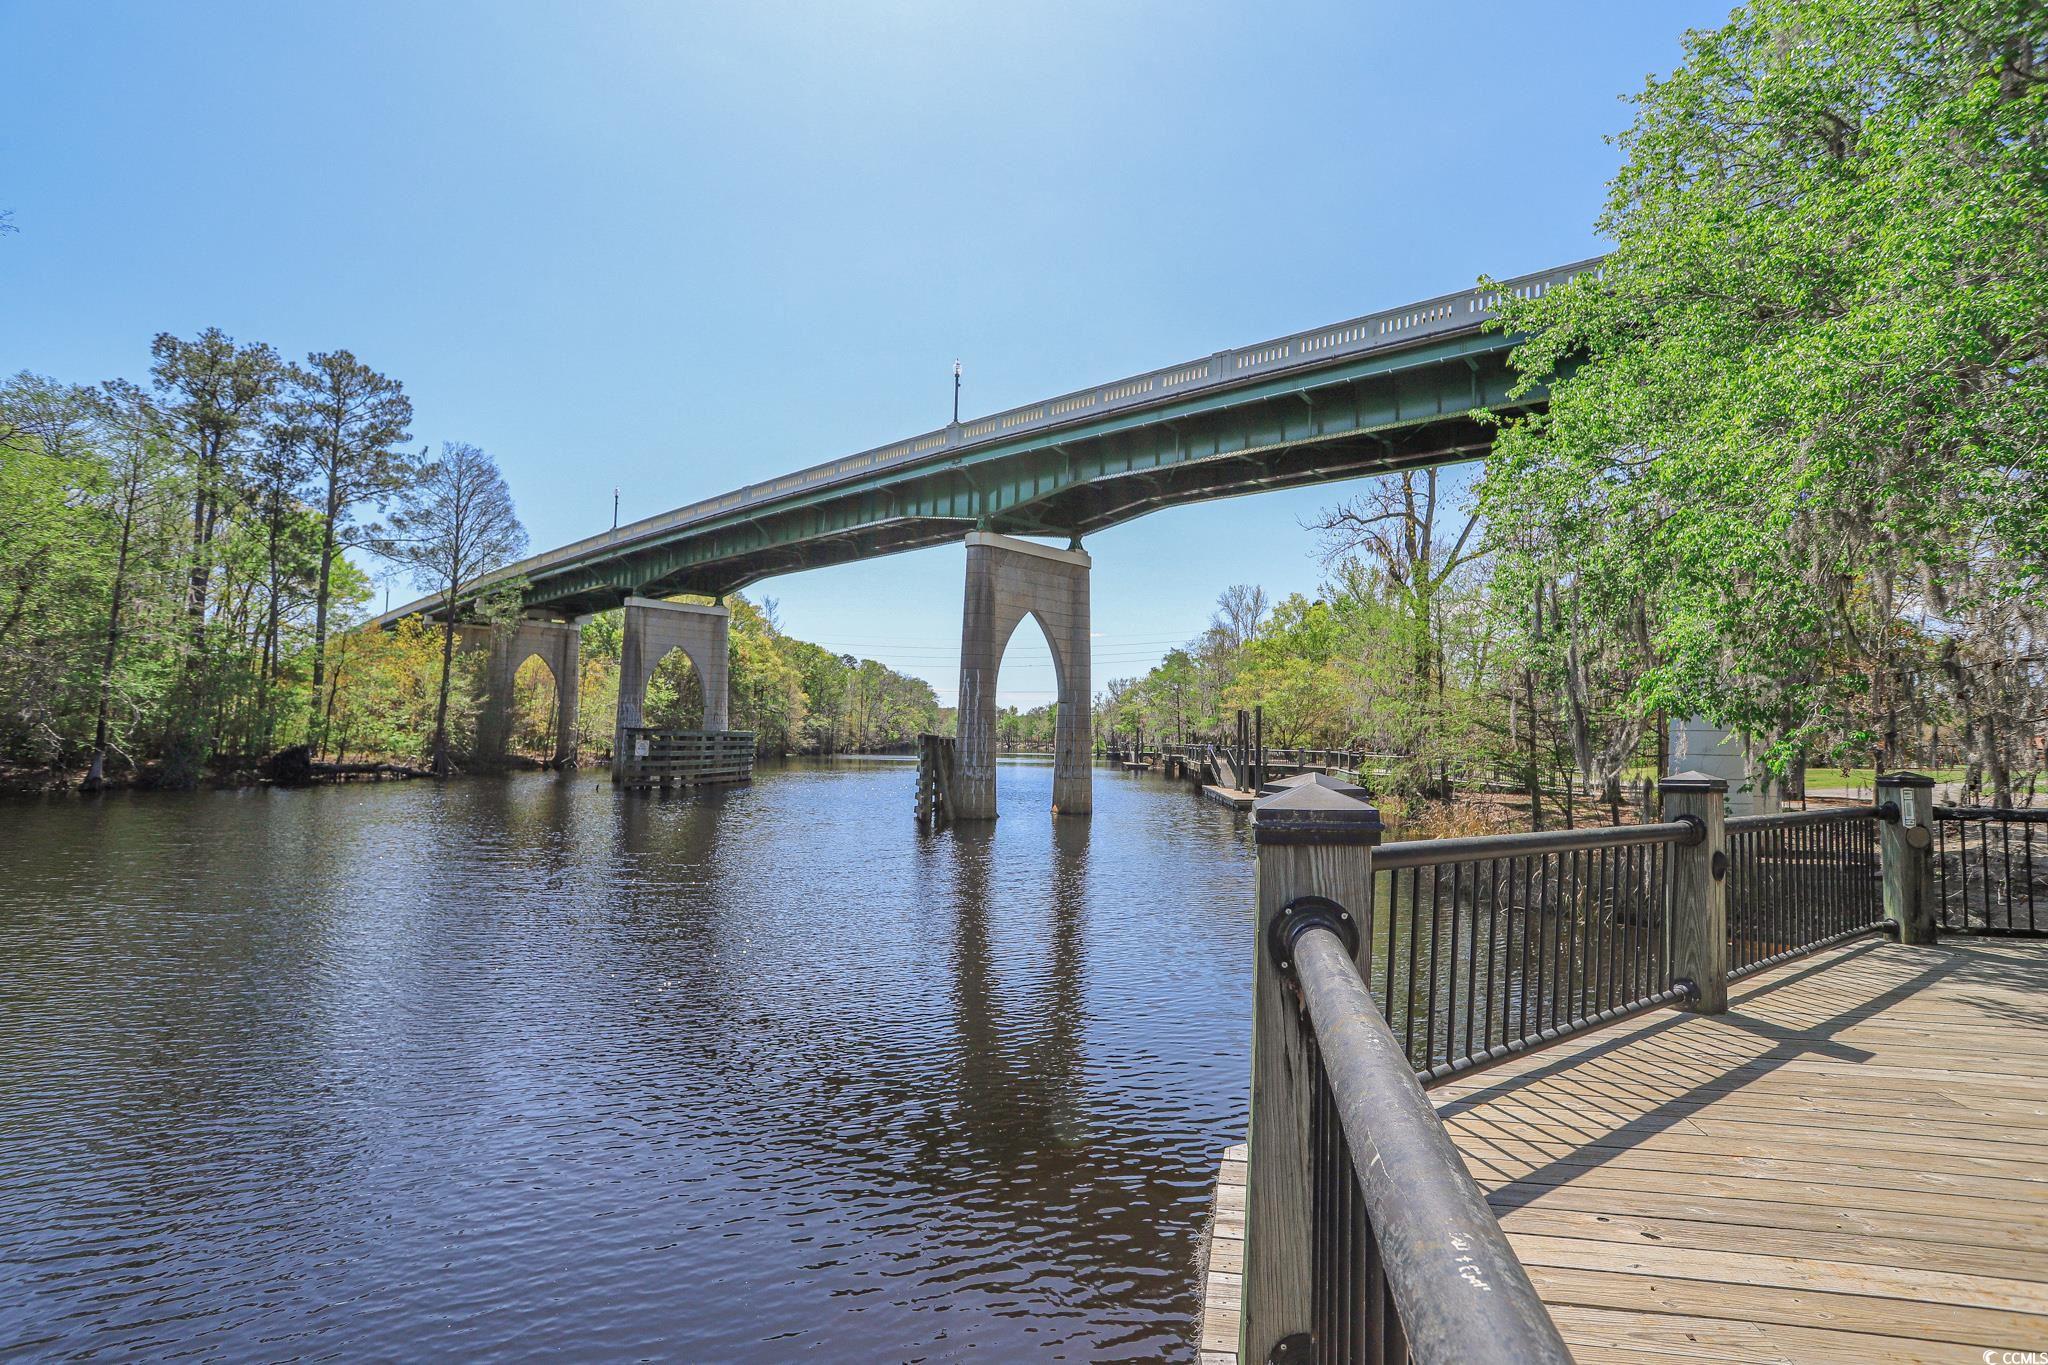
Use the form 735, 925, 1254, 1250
81, 381, 176, 788
1484, 0, 2047, 798
292, 350, 415, 750
149, 328, 282, 645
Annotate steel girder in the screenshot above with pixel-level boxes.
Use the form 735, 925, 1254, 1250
513, 332, 1533, 618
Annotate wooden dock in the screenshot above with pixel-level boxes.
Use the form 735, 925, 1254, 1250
1199, 1142, 1246, 1363
1202, 936, 2048, 1362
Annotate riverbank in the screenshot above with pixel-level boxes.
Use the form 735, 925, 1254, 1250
2, 754, 434, 797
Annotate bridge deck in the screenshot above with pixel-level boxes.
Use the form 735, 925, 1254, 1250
1439, 937, 2048, 1363
1199, 936, 2048, 1362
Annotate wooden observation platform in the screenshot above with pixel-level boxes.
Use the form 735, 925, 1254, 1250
1205, 935, 2048, 1362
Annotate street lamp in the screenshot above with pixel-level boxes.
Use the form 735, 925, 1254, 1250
953, 359, 962, 425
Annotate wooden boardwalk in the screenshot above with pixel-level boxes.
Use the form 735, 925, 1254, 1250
1202, 937, 2048, 1363
1443, 937, 2048, 1362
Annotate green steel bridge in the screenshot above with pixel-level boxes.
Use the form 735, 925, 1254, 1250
372, 257, 1600, 626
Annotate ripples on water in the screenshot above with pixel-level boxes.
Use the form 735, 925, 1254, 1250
0, 759, 1254, 1360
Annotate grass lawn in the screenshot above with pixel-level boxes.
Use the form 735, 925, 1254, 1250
1804, 766, 1965, 790
1621, 764, 1968, 789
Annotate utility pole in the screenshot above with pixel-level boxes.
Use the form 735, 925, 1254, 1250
952, 360, 962, 424
613, 487, 620, 530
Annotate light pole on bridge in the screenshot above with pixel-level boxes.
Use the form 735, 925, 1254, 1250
953, 359, 962, 425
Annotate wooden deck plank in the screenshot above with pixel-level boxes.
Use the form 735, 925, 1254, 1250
1494, 1204, 2048, 1282
1443, 937, 2048, 1362
1197, 939, 2046, 1362
1198, 1142, 1247, 1360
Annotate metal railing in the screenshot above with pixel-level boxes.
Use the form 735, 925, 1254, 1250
1371, 822, 1701, 1082
1276, 907, 1572, 1365
373, 259, 1606, 626
1246, 775, 1947, 1362
1935, 806, 2048, 935
1726, 807, 1887, 977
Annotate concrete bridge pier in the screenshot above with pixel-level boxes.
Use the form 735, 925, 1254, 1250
613, 597, 730, 783
1668, 717, 1781, 817
954, 532, 1091, 820
461, 615, 582, 770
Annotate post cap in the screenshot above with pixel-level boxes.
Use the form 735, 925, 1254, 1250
1876, 771, 1936, 789
1659, 770, 1728, 793
1257, 770, 1371, 801
1252, 781, 1383, 846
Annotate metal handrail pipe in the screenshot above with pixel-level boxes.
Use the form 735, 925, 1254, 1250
1290, 924, 1572, 1364
1935, 806, 2048, 822
1373, 819, 1701, 871
1724, 806, 1880, 832
1416, 981, 1698, 1089
1727, 920, 1892, 982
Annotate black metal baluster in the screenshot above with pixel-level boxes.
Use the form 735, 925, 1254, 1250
1447, 861, 1463, 1067
1424, 863, 1442, 1070
1811, 820, 1822, 944
1977, 817, 1991, 931
1379, 867, 1398, 1026
2003, 814, 2016, 933
2026, 817, 2037, 933
1518, 853, 1535, 1045
1557, 849, 1575, 1028
1362, 1215, 1386, 1365
1633, 840, 1649, 1003
1403, 868, 1421, 1067
1485, 856, 1503, 1055
1463, 861, 1481, 1063
1936, 814, 1950, 930
1592, 843, 1606, 1012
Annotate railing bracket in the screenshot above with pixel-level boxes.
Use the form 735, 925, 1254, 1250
1267, 895, 1359, 975
1266, 1332, 1312, 1363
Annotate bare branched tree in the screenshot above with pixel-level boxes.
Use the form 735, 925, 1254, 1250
382, 442, 527, 776
1211, 584, 1270, 651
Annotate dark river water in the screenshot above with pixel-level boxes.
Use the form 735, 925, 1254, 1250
0, 758, 1254, 1361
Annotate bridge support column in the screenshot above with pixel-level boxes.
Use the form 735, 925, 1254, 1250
613, 597, 729, 783
461, 616, 582, 770
954, 532, 1090, 820
1669, 717, 1779, 817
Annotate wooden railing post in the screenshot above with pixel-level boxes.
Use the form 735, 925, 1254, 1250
1662, 770, 1729, 1013
1242, 781, 1382, 1363
1877, 771, 1937, 945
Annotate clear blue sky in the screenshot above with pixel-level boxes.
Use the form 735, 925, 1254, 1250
3, 1, 1723, 706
